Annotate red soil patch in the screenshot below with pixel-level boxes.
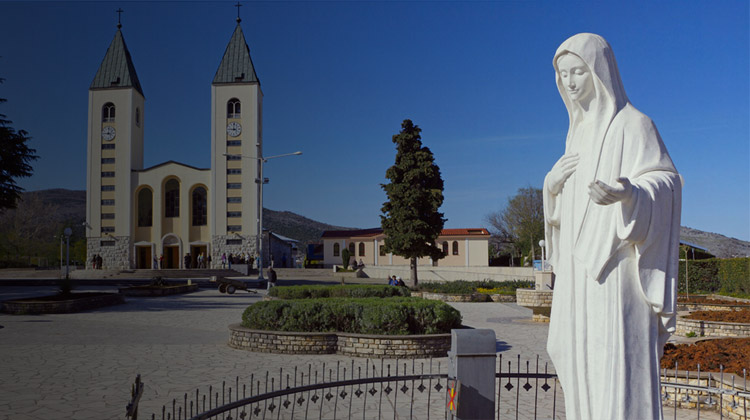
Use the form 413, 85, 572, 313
662, 338, 750, 376
685, 310, 750, 323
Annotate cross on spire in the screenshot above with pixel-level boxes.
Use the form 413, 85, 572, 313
116, 8, 124, 29
235, 2, 242, 23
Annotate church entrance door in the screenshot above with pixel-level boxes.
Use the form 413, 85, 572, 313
164, 246, 179, 269
136, 245, 152, 269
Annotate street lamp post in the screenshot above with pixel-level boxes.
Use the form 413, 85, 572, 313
64, 227, 72, 279
223, 151, 302, 286
539, 239, 546, 272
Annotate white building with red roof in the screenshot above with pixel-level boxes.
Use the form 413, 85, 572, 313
321, 228, 490, 268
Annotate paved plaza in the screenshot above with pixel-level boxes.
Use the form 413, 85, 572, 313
0, 276, 720, 419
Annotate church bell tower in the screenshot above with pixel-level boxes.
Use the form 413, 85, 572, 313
85, 20, 145, 269
210, 15, 263, 261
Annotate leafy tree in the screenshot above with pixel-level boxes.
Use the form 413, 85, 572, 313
0, 76, 38, 212
486, 187, 544, 264
381, 119, 446, 287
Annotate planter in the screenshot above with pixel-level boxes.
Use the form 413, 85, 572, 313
119, 283, 199, 297
676, 317, 750, 338
516, 289, 553, 322
1, 292, 125, 315
228, 324, 451, 358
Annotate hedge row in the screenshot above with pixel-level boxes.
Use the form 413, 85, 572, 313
415, 280, 534, 295
268, 284, 410, 299
677, 258, 750, 295
242, 297, 462, 335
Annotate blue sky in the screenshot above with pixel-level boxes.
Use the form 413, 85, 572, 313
1, 1, 748, 241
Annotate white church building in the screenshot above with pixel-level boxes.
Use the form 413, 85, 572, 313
85, 17, 266, 269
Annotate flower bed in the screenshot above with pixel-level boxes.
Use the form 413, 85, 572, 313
676, 312, 750, 338
415, 280, 533, 295
685, 310, 750, 323
268, 284, 409, 299
1, 292, 124, 315
242, 297, 462, 335
662, 338, 750, 376
228, 325, 451, 358
677, 295, 750, 312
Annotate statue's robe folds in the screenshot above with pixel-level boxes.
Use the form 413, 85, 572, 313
544, 103, 681, 420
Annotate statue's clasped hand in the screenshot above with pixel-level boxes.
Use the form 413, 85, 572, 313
588, 177, 634, 205
548, 153, 579, 195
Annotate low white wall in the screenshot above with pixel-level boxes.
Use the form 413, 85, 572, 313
361, 265, 534, 282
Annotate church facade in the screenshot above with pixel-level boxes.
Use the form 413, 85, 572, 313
86, 20, 264, 269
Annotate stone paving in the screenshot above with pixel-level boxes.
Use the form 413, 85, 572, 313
0, 279, 722, 419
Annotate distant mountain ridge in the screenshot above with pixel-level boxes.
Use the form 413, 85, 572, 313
6, 189, 750, 258
15, 189, 352, 245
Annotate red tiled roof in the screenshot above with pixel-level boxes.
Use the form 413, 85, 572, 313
440, 228, 490, 236
321, 227, 489, 238
321, 228, 383, 238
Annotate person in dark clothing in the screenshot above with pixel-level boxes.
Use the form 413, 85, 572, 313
268, 267, 277, 287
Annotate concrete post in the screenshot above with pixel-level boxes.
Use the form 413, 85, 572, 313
448, 329, 496, 420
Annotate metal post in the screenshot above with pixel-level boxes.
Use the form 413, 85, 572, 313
448, 329, 496, 419
258, 157, 265, 283
64, 227, 72, 278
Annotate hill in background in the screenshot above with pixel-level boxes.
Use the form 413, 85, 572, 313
1, 189, 350, 246
1, 189, 748, 258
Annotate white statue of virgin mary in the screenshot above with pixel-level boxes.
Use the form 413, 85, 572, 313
544, 33, 682, 420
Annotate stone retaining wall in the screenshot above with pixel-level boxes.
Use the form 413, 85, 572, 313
228, 324, 450, 358
675, 317, 750, 338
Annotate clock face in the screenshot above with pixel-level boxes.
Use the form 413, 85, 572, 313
102, 126, 116, 141
227, 122, 242, 137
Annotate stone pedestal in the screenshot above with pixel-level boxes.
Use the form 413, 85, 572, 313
534, 271, 555, 290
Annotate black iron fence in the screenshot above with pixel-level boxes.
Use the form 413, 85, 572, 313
127, 357, 749, 420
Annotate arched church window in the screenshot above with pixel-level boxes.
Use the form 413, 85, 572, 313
348, 242, 355, 255
165, 179, 180, 218
137, 188, 152, 227
442, 241, 449, 255
452, 241, 459, 256
192, 187, 207, 226
358, 243, 365, 256
333, 243, 340, 257
227, 99, 241, 118
102, 103, 115, 122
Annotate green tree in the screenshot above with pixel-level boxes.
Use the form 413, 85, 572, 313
381, 119, 446, 287
486, 187, 544, 264
0, 76, 38, 212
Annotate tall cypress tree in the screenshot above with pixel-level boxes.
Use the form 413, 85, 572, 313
0, 77, 38, 212
381, 119, 446, 287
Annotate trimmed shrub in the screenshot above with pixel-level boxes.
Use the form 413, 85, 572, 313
268, 284, 410, 299
242, 297, 462, 335
416, 280, 533, 295
677, 258, 750, 295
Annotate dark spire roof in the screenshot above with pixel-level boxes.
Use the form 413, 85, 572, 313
213, 23, 259, 85
90, 29, 144, 96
